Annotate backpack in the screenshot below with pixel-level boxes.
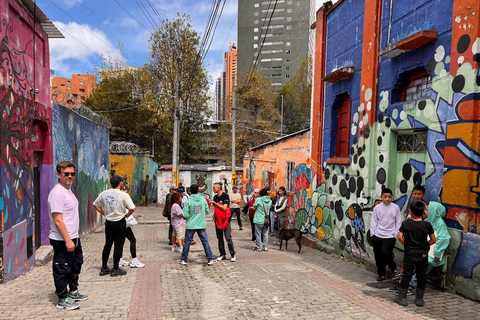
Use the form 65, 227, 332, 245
263, 205, 270, 226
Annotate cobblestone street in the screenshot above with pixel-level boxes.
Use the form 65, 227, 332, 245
0, 206, 478, 320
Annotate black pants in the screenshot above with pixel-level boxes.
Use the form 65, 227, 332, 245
249, 216, 256, 241
215, 223, 235, 256
102, 218, 126, 269
168, 220, 173, 242
50, 238, 83, 299
372, 236, 397, 276
401, 253, 428, 290
125, 227, 137, 258
231, 208, 242, 228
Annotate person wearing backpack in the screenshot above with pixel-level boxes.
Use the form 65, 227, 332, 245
252, 187, 272, 252
273, 186, 288, 245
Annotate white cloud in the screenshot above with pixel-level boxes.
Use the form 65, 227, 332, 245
53, 0, 82, 10
120, 17, 139, 29
49, 21, 123, 75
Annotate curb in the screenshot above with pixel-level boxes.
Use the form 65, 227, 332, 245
301, 235, 336, 253
35, 245, 54, 266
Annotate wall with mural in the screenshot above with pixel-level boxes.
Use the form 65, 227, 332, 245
305, 0, 480, 300
110, 153, 158, 205
0, 0, 54, 283
52, 102, 110, 236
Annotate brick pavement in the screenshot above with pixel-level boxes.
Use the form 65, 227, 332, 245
0, 205, 478, 319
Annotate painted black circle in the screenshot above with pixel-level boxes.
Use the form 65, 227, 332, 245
413, 172, 422, 185
357, 177, 364, 197
363, 145, 366, 151
402, 163, 412, 180
364, 125, 371, 139
346, 224, 352, 240
340, 179, 348, 197
382, 131, 385, 136
349, 177, 356, 193
358, 147, 363, 156
332, 174, 338, 185
418, 100, 426, 110
378, 113, 384, 123
350, 147, 355, 155
341, 166, 345, 174
452, 75, 465, 93
353, 154, 358, 164
377, 136, 383, 146
329, 187, 333, 194
457, 34, 470, 54
353, 137, 358, 144
379, 154, 384, 163
335, 200, 344, 221
400, 180, 408, 193
339, 236, 346, 250
377, 168, 387, 184
325, 168, 330, 180
385, 118, 391, 128
477, 75, 480, 86
359, 157, 366, 168
363, 110, 367, 116
474, 53, 480, 63
426, 58, 436, 72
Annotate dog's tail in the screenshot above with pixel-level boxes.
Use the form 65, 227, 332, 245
300, 225, 309, 234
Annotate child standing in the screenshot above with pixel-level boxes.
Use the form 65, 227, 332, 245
370, 188, 402, 281
170, 193, 185, 253
395, 200, 436, 307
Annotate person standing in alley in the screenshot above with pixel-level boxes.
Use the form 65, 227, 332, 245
48, 161, 87, 310
252, 187, 272, 252
229, 185, 243, 230
94, 175, 136, 277
212, 182, 236, 262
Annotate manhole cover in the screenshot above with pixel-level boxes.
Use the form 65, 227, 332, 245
259, 263, 309, 274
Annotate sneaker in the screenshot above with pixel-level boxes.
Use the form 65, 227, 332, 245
177, 259, 187, 265
377, 275, 385, 281
176, 246, 183, 253
190, 240, 196, 245
389, 286, 398, 293
263, 247, 268, 251
110, 268, 127, 277
56, 296, 80, 310
171, 245, 176, 252
217, 255, 226, 261
231, 255, 236, 262
253, 247, 261, 252
395, 289, 414, 296
239, 227, 243, 230
272, 241, 279, 245
130, 258, 145, 268
68, 290, 88, 302
119, 258, 129, 266
99, 267, 112, 276
207, 259, 217, 266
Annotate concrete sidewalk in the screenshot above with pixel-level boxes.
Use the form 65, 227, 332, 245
0, 205, 477, 320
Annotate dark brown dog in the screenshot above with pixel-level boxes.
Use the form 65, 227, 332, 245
278, 227, 308, 253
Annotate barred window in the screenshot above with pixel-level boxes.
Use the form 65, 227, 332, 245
403, 72, 431, 101
396, 130, 428, 152
286, 161, 295, 193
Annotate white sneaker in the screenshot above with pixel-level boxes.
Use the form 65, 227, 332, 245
263, 247, 268, 251
176, 246, 183, 253
119, 258, 129, 266
171, 245, 176, 252
217, 255, 226, 261
130, 258, 145, 268
231, 255, 236, 262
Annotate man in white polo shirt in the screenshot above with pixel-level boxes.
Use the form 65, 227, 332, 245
94, 175, 135, 277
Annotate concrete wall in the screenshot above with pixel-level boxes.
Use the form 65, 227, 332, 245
308, 0, 480, 300
0, 0, 54, 283
110, 154, 158, 205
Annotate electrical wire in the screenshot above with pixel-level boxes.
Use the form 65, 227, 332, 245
113, 0, 153, 33
135, 0, 158, 30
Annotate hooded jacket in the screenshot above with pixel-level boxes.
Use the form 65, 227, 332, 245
253, 195, 272, 225
425, 201, 451, 267
182, 194, 209, 230
214, 206, 231, 230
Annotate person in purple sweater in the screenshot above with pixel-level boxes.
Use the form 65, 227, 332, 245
370, 188, 402, 281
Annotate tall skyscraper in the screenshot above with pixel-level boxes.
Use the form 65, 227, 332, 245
216, 43, 237, 122
238, 0, 311, 88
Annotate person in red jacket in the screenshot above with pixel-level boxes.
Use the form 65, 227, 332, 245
248, 189, 260, 242
212, 182, 236, 262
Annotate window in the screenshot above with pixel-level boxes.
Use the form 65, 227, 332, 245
271, 74, 282, 77
79, 80, 84, 85
254, 11, 259, 16
286, 42, 291, 46
286, 161, 295, 193
254, 44, 258, 48
67, 86, 71, 90
397, 130, 428, 152
254, 19, 259, 24
79, 88, 85, 92
255, 3, 259, 7
286, 50, 291, 54
286, 25, 292, 30
287, 17, 292, 21
286, 33, 291, 38
286, 59, 291, 63
254, 36, 258, 40
287, 8, 292, 13
335, 95, 351, 158
254, 28, 259, 32
285, 74, 290, 79
287, 0, 292, 4
403, 73, 431, 101
285, 66, 290, 71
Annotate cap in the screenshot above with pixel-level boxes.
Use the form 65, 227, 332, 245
169, 186, 177, 192
177, 186, 185, 193
232, 185, 239, 189
110, 175, 123, 186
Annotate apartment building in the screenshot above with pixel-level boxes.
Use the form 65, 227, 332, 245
51, 73, 96, 103
238, 0, 311, 88
216, 43, 237, 122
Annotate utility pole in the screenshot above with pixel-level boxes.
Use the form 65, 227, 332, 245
172, 77, 180, 187
281, 94, 284, 137
231, 84, 236, 186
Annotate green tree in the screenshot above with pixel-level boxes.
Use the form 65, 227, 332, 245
275, 55, 312, 134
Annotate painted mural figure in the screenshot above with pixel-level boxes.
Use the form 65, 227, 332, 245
212, 182, 236, 262
370, 188, 401, 281
48, 161, 88, 310
94, 175, 136, 277
178, 184, 216, 266
118, 185, 145, 268
252, 187, 272, 252
395, 201, 436, 307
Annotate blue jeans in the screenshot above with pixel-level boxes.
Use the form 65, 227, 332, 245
180, 229, 214, 261
255, 224, 268, 249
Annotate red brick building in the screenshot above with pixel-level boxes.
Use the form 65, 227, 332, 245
51, 74, 96, 103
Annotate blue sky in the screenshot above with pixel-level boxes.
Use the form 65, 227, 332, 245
38, 0, 238, 86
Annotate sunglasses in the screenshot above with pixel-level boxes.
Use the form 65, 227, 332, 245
61, 172, 76, 177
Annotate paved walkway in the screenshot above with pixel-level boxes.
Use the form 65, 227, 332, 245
0, 205, 478, 319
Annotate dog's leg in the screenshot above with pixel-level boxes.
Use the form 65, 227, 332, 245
285, 240, 288, 251
279, 239, 283, 251
296, 234, 302, 253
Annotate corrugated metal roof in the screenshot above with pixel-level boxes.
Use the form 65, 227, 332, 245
21, 0, 64, 38
249, 128, 310, 152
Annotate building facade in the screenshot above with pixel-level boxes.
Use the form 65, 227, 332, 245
216, 44, 237, 122
51, 73, 96, 104
238, 0, 311, 88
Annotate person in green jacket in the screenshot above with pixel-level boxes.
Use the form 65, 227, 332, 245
177, 184, 216, 266
253, 187, 272, 252
425, 201, 450, 268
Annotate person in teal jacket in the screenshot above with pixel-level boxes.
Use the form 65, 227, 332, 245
253, 187, 272, 252
178, 184, 216, 266
425, 201, 450, 268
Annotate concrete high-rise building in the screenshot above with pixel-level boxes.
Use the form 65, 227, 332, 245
216, 43, 237, 122
238, 0, 311, 89
51, 74, 96, 103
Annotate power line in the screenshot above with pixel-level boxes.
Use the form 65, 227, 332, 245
135, 0, 158, 30
52, 23, 102, 65
113, 0, 153, 34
